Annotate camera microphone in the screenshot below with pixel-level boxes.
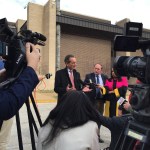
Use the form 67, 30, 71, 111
32, 32, 47, 42
20, 30, 47, 42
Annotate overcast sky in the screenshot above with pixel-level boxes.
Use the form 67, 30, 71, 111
0, 0, 150, 29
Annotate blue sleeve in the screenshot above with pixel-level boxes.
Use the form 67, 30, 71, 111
0, 66, 39, 120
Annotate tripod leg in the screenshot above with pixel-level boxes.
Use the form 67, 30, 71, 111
16, 112, 23, 150
30, 94, 42, 126
26, 99, 36, 150
30, 112, 39, 135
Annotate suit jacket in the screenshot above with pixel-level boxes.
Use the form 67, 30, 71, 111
54, 67, 82, 101
84, 72, 108, 85
84, 73, 108, 102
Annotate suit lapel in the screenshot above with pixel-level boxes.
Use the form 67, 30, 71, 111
91, 73, 96, 83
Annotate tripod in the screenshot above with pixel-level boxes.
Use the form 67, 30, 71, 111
114, 119, 150, 150
16, 94, 42, 150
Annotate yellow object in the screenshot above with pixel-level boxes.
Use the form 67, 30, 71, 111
101, 87, 106, 95
104, 101, 119, 117
104, 101, 110, 117
114, 88, 120, 97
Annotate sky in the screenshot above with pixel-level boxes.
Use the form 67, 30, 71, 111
0, 0, 150, 29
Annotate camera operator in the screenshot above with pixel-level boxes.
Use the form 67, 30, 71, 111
0, 42, 40, 120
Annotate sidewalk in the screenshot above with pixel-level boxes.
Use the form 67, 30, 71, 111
7, 91, 111, 150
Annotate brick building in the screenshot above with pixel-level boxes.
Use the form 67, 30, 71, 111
8, 0, 150, 90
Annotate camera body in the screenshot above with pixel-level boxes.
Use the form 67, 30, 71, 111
0, 18, 46, 88
113, 22, 150, 123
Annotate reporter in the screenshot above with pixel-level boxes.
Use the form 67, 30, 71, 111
0, 42, 40, 120
37, 90, 100, 150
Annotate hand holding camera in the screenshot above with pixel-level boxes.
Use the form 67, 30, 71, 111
26, 43, 41, 71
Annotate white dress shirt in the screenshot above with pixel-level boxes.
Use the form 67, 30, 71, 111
95, 74, 104, 86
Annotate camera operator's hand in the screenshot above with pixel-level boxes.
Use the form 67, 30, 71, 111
26, 43, 41, 71
123, 101, 131, 111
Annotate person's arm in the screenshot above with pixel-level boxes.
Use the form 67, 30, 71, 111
118, 109, 123, 116
84, 74, 90, 84
123, 101, 133, 112
0, 43, 40, 120
98, 113, 129, 131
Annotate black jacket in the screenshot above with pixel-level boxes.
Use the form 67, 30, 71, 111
84, 73, 108, 85
54, 67, 82, 102
84, 72, 108, 103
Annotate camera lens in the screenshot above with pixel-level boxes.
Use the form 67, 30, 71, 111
113, 56, 146, 82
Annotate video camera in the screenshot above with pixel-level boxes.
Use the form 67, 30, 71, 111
113, 22, 150, 123
0, 18, 46, 89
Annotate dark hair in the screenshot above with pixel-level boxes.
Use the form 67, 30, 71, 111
42, 90, 100, 143
64, 54, 74, 64
109, 68, 122, 81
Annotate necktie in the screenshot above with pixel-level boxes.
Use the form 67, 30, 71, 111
69, 70, 75, 89
96, 75, 101, 98
96, 75, 100, 84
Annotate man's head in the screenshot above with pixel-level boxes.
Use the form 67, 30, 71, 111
64, 54, 77, 70
93, 63, 102, 75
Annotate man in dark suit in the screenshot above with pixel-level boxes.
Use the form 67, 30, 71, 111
84, 63, 108, 114
84, 63, 108, 143
54, 54, 90, 103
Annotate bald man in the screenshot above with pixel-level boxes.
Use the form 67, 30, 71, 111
84, 63, 108, 143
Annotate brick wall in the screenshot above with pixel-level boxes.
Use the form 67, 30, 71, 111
60, 33, 112, 80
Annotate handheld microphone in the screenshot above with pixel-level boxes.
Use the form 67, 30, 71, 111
45, 73, 52, 79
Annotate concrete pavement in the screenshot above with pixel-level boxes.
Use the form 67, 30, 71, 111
7, 92, 111, 150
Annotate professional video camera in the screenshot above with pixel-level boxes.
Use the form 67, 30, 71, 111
113, 22, 150, 150
113, 22, 150, 123
0, 17, 47, 149
0, 18, 46, 89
